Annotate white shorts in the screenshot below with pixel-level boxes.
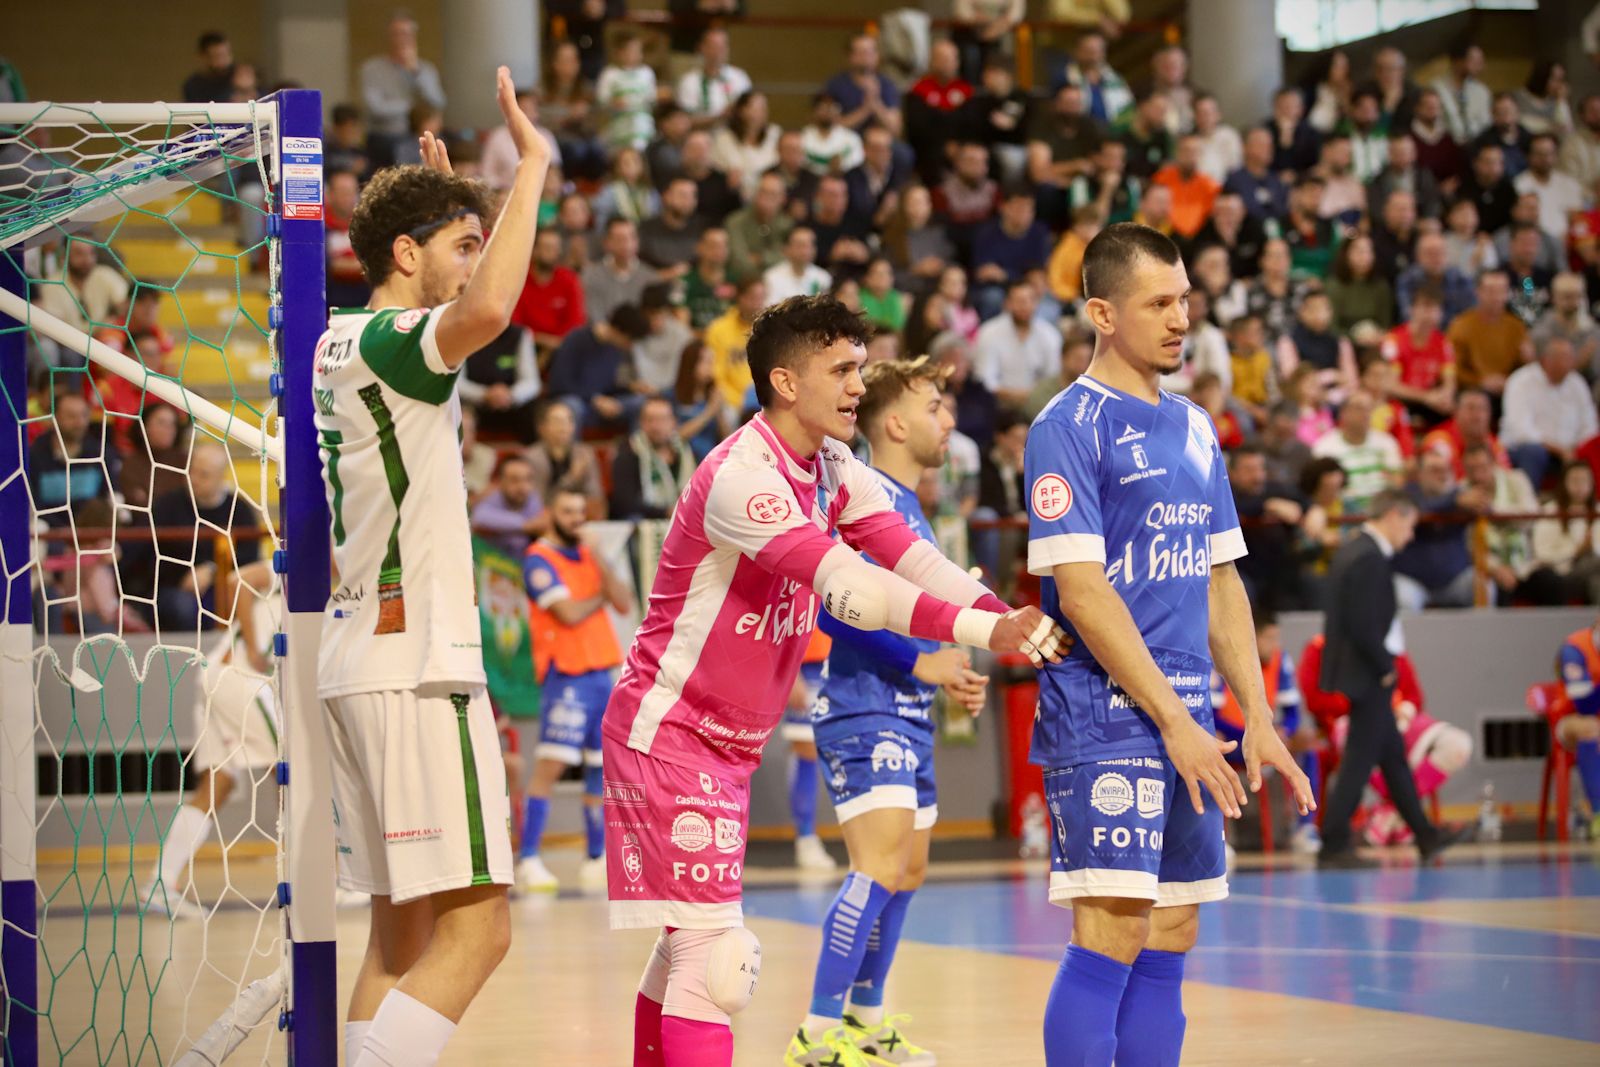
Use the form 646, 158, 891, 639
325, 684, 512, 904
190, 660, 279, 780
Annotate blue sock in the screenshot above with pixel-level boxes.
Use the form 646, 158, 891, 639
789, 755, 819, 838
1298, 751, 1321, 826
809, 872, 893, 1020
520, 795, 548, 860
1113, 949, 1187, 1067
1576, 739, 1600, 810
583, 764, 606, 859
1044, 945, 1129, 1067
851, 889, 913, 1011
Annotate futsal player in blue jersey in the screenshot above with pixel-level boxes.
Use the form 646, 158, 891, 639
1024, 223, 1316, 1066
786, 357, 992, 1067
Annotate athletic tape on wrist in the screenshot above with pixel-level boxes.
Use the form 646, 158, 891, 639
952, 608, 1000, 651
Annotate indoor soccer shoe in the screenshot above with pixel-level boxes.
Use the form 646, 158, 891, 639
578, 854, 607, 891
784, 1025, 872, 1067
515, 855, 559, 893
845, 1013, 936, 1066
139, 883, 205, 921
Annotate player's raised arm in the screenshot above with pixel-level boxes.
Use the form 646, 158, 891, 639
432, 67, 552, 367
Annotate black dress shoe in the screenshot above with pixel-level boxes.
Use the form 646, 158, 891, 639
1419, 824, 1475, 863
1317, 849, 1375, 869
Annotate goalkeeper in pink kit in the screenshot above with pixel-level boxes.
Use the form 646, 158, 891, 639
601, 295, 1066, 1067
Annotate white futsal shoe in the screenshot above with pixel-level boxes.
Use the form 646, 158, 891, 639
140, 883, 205, 921
516, 855, 559, 893
796, 834, 839, 871
579, 854, 608, 891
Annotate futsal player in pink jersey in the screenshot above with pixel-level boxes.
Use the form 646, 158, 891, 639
601, 295, 1066, 1067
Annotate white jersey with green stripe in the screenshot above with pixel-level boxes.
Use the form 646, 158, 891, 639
312, 305, 485, 698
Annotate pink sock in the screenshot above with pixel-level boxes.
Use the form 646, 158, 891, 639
635, 992, 665, 1067
661, 1016, 733, 1067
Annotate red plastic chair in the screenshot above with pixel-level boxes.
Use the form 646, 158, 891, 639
1529, 681, 1576, 842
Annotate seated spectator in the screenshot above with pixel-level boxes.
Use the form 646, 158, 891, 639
935, 142, 1002, 258
1474, 91, 1534, 177
1409, 87, 1463, 185
1458, 142, 1517, 234
638, 177, 704, 278
1258, 400, 1313, 485
725, 172, 794, 283
1027, 83, 1106, 224
1515, 59, 1573, 135
973, 57, 1031, 182
635, 284, 693, 396
27, 391, 116, 530
906, 39, 978, 183
1117, 94, 1173, 181
1369, 188, 1419, 286
1496, 193, 1564, 274
1315, 136, 1368, 228
1442, 197, 1499, 279
1067, 139, 1140, 229
1046, 205, 1105, 309
596, 32, 656, 153
1232, 443, 1312, 610
1150, 134, 1219, 240
119, 404, 190, 511
183, 30, 235, 103
89, 289, 175, 449
554, 191, 601, 270
512, 228, 585, 354
707, 277, 767, 406
1023, 331, 1093, 418
325, 103, 370, 181
675, 26, 751, 129
1188, 242, 1248, 326
1246, 238, 1300, 343
483, 87, 562, 193
526, 400, 606, 519
1501, 334, 1597, 487
937, 264, 982, 341
884, 184, 956, 298
1359, 356, 1418, 458
712, 90, 781, 202
1325, 233, 1393, 334
1460, 442, 1541, 604
583, 217, 652, 323
390, 103, 444, 167
678, 130, 741, 222
1224, 127, 1289, 221
1393, 449, 1477, 609
1367, 134, 1442, 222
673, 339, 729, 460
1278, 288, 1356, 399
859, 256, 909, 333
459, 405, 495, 503
1448, 268, 1528, 400
35, 241, 130, 347
1284, 364, 1334, 446
1191, 192, 1267, 283
1057, 29, 1133, 125
952, 0, 1024, 85
459, 322, 541, 444
1278, 174, 1340, 281
677, 226, 736, 331
1560, 92, 1600, 190
934, 389, 982, 519
471, 453, 547, 557
1190, 371, 1244, 450
1131, 182, 1175, 236
1163, 288, 1229, 395
1432, 43, 1491, 143
1527, 459, 1600, 604
1421, 388, 1508, 477
809, 175, 873, 275
1501, 222, 1555, 327
1227, 312, 1276, 426
971, 187, 1052, 319
764, 130, 821, 220
1532, 273, 1600, 384
934, 331, 999, 450
1267, 85, 1321, 177
324, 168, 369, 309
845, 125, 909, 231
906, 291, 954, 360
143, 440, 259, 631
1297, 456, 1348, 582
1192, 92, 1242, 185
974, 406, 1030, 586
646, 105, 693, 190
1513, 133, 1582, 245
1381, 284, 1456, 423
1312, 390, 1403, 511
609, 396, 696, 520
763, 226, 832, 304
1339, 86, 1389, 183
974, 280, 1061, 409
542, 40, 604, 182
800, 91, 866, 179
823, 33, 904, 138
1397, 232, 1475, 325
544, 304, 652, 431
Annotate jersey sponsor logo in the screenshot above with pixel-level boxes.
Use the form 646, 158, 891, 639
316, 336, 355, 375
605, 780, 647, 808
746, 492, 793, 524
699, 772, 723, 796
1144, 502, 1214, 530
1089, 772, 1135, 816
737, 588, 819, 645
1132, 443, 1149, 470
1105, 533, 1212, 588
394, 307, 428, 333
1119, 462, 1169, 485
714, 817, 744, 854
1091, 825, 1164, 851
672, 860, 743, 883
1031, 474, 1073, 520
1116, 423, 1145, 445
1137, 778, 1165, 819
1072, 392, 1093, 425
621, 832, 644, 882
671, 811, 714, 852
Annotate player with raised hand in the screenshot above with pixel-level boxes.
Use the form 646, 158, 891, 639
785, 356, 991, 1067
1025, 223, 1315, 1067
601, 295, 1066, 1067
311, 66, 550, 1067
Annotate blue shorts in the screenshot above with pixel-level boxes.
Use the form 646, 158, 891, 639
784, 662, 827, 743
1044, 755, 1227, 908
538, 668, 613, 767
819, 726, 938, 831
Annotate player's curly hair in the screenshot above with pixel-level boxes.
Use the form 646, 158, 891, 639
746, 295, 872, 408
857, 356, 951, 437
348, 165, 493, 286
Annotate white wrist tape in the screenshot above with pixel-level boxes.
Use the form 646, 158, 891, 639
952, 608, 1000, 650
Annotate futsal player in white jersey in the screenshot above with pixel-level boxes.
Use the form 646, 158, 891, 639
601, 295, 1069, 1067
311, 68, 550, 1067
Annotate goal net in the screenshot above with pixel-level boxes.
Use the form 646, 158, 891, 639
0, 93, 333, 1066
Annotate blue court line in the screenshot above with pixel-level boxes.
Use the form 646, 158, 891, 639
743, 858, 1600, 1044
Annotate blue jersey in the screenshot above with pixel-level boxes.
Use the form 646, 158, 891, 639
1024, 375, 1245, 768
811, 468, 940, 744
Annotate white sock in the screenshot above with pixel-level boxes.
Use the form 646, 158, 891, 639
344, 1020, 371, 1065
803, 1013, 841, 1041
354, 989, 455, 1067
851, 1003, 886, 1028
156, 804, 213, 891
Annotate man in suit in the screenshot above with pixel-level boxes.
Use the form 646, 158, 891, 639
1318, 489, 1468, 866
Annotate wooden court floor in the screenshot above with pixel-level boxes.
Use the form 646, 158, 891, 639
22, 842, 1600, 1065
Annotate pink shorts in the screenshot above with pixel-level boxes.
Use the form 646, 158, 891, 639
603, 733, 750, 930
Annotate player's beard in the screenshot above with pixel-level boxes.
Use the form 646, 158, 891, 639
418, 256, 464, 308
912, 437, 947, 471
551, 519, 582, 547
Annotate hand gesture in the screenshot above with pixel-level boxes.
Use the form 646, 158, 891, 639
1241, 725, 1317, 816
944, 668, 989, 713
989, 606, 1069, 667
914, 647, 975, 687
1164, 718, 1247, 817
419, 130, 453, 174
494, 65, 552, 168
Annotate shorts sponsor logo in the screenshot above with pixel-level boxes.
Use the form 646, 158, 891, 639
1031, 474, 1072, 520
714, 817, 743, 854
394, 307, 428, 333
672, 861, 743, 883
621, 833, 644, 883
1092, 825, 1163, 850
604, 780, 647, 808
549, 702, 587, 730
871, 740, 917, 773
699, 772, 722, 796
1137, 778, 1165, 819
671, 811, 714, 853
1049, 798, 1069, 850
1089, 772, 1135, 816
384, 826, 444, 844
746, 492, 792, 525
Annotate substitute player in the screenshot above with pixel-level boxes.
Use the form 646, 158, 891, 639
1556, 614, 1600, 839
516, 484, 635, 892
313, 67, 550, 1067
1024, 223, 1314, 1066
787, 357, 991, 1067
602, 295, 1067, 1067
